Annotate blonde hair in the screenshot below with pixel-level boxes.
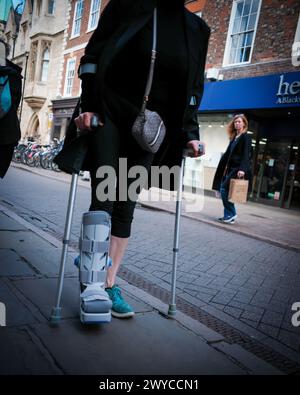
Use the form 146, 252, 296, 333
227, 114, 248, 141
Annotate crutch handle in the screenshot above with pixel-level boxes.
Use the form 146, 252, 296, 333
76, 114, 100, 137
183, 143, 205, 158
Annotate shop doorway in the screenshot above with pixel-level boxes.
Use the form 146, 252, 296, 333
252, 139, 300, 209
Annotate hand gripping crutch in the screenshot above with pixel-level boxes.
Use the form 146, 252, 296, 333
50, 114, 101, 325
168, 144, 204, 317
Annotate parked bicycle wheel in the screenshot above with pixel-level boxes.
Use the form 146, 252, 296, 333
25, 153, 36, 167
51, 160, 61, 172
40, 153, 49, 169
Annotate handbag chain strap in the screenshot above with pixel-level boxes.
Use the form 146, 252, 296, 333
141, 8, 157, 113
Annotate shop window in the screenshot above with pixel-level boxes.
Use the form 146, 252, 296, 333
64, 58, 76, 97
223, 0, 262, 66
72, 0, 84, 38
40, 48, 50, 82
47, 0, 55, 15
88, 0, 101, 31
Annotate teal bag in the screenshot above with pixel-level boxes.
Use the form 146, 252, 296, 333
0, 75, 12, 119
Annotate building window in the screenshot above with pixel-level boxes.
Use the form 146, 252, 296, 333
64, 58, 76, 97
48, 0, 55, 15
40, 48, 50, 82
88, 0, 101, 31
72, 0, 84, 37
223, 0, 261, 66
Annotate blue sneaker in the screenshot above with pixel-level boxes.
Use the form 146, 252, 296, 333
105, 285, 135, 318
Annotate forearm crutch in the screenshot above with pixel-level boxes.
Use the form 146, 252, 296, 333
50, 114, 100, 325
50, 172, 79, 324
168, 144, 203, 317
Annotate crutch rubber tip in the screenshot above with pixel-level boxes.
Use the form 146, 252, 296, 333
168, 304, 177, 318
49, 307, 62, 325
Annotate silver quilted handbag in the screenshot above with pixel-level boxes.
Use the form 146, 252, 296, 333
131, 8, 166, 154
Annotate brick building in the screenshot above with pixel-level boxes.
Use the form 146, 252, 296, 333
195, 0, 300, 209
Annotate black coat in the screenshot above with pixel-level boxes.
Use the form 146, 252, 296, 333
0, 60, 22, 178
212, 133, 253, 192
54, 0, 211, 190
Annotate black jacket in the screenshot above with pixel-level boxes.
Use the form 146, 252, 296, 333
54, 0, 211, 188
212, 133, 253, 191
0, 59, 22, 145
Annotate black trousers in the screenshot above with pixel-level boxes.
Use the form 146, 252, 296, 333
88, 115, 155, 238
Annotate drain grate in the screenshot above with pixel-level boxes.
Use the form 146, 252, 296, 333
118, 266, 300, 375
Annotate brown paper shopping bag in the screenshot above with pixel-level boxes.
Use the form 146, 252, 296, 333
228, 178, 249, 203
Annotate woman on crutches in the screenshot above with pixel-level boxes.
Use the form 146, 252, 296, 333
54, 0, 210, 322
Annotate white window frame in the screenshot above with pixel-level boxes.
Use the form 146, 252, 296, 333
223, 0, 262, 67
64, 58, 76, 97
87, 0, 102, 32
71, 0, 84, 38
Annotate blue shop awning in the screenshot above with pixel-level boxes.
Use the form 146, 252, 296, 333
199, 71, 300, 112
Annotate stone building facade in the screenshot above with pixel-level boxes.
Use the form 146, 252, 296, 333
5, 0, 68, 143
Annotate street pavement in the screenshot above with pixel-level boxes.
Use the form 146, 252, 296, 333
0, 163, 299, 375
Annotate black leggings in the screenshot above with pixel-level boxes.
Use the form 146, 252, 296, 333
88, 115, 155, 238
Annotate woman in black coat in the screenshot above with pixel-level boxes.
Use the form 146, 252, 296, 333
0, 49, 22, 178
212, 114, 252, 224
55, 0, 210, 317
